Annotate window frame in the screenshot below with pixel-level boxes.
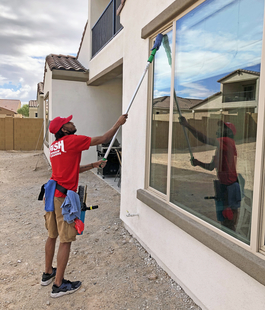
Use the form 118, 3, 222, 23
145, 0, 265, 257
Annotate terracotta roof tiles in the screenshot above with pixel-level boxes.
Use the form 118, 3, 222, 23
37, 82, 44, 95
46, 54, 87, 72
29, 100, 38, 108
217, 69, 260, 83
153, 96, 202, 110
0, 99, 21, 112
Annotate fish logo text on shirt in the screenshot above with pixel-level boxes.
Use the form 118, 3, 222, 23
50, 140, 66, 158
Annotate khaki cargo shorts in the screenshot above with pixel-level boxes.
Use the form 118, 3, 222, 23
44, 197, 77, 243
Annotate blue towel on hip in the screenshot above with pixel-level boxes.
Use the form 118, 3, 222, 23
44, 179, 56, 212
227, 182, 241, 209
61, 190, 81, 224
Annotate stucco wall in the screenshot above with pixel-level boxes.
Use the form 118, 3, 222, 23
50, 78, 122, 165
88, 29, 123, 80
29, 107, 38, 118
118, 0, 265, 309
37, 93, 44, 119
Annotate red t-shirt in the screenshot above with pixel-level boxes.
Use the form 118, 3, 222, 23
214, 137, 237, 185
50, 135, 91, 197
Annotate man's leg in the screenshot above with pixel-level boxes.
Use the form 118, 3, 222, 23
45, 237, 57, 274
41, 211, 58, 286
53, 242, 71, 287
50, 197, 81, 297
51, 240, 81, 298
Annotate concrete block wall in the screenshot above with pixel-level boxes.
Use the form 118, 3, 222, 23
0, 117, 44, 151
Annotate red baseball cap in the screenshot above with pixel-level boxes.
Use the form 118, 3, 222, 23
224, 122, 236, 135
49, 115, 73, 134
218, 120, 236, 135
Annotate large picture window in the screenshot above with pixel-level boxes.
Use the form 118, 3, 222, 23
150, 0, 264, 245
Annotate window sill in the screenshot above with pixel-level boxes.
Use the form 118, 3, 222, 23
137, 188, 265, 286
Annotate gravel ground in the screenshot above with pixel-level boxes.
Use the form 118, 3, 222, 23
0, 151, 201, 310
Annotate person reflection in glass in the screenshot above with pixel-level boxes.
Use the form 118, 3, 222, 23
179, 117, 241, 231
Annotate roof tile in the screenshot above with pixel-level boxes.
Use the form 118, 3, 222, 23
0, 99, 21, 112
217, 69, 260, 83
37, 82, 44, 95
46, 54, 87, 72
29, 100, 38, 107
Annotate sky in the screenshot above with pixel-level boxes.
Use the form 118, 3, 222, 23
0, 0, 88, 106
154, 0, 265, 100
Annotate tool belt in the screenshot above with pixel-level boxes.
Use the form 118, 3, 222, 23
38, 182, 68, 200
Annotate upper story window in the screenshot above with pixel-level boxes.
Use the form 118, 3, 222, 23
91, 0, 123, 57
150, 0, 265, 245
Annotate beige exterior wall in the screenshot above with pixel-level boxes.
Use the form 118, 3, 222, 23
46, 77, 122, 165
90, 0, 110, 27
37, 94, 44, 119
88, 29, 123, 80
29, 107, 38, 118
0, 117, 43, 150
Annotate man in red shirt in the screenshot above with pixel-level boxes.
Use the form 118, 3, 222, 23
41, 113, 127, 297
179, 117, 240, 231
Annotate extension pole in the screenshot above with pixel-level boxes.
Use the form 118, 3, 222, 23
103, 33, 163, 160
173, 91, 194, 160
162, 35, 194, 160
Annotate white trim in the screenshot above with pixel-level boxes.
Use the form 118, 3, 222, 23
251, 3, 265, 254
166, 24, 176, 203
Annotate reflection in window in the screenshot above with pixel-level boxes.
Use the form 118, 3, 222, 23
168, 0, 264, 244
150, 30, 173, 194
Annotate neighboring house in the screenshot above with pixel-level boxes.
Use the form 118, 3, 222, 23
41, 1, 265, 309
0, 99, 21, 117
192, 69, 260, 113
29, 100, 38, 118
28, 82, 45, 118
153, 95, 202, 118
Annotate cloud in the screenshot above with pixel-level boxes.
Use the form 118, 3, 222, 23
176, 82, 215, 99
154, 89, 170, 98
154, 0, 264, 100
0, 0, 88, 104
